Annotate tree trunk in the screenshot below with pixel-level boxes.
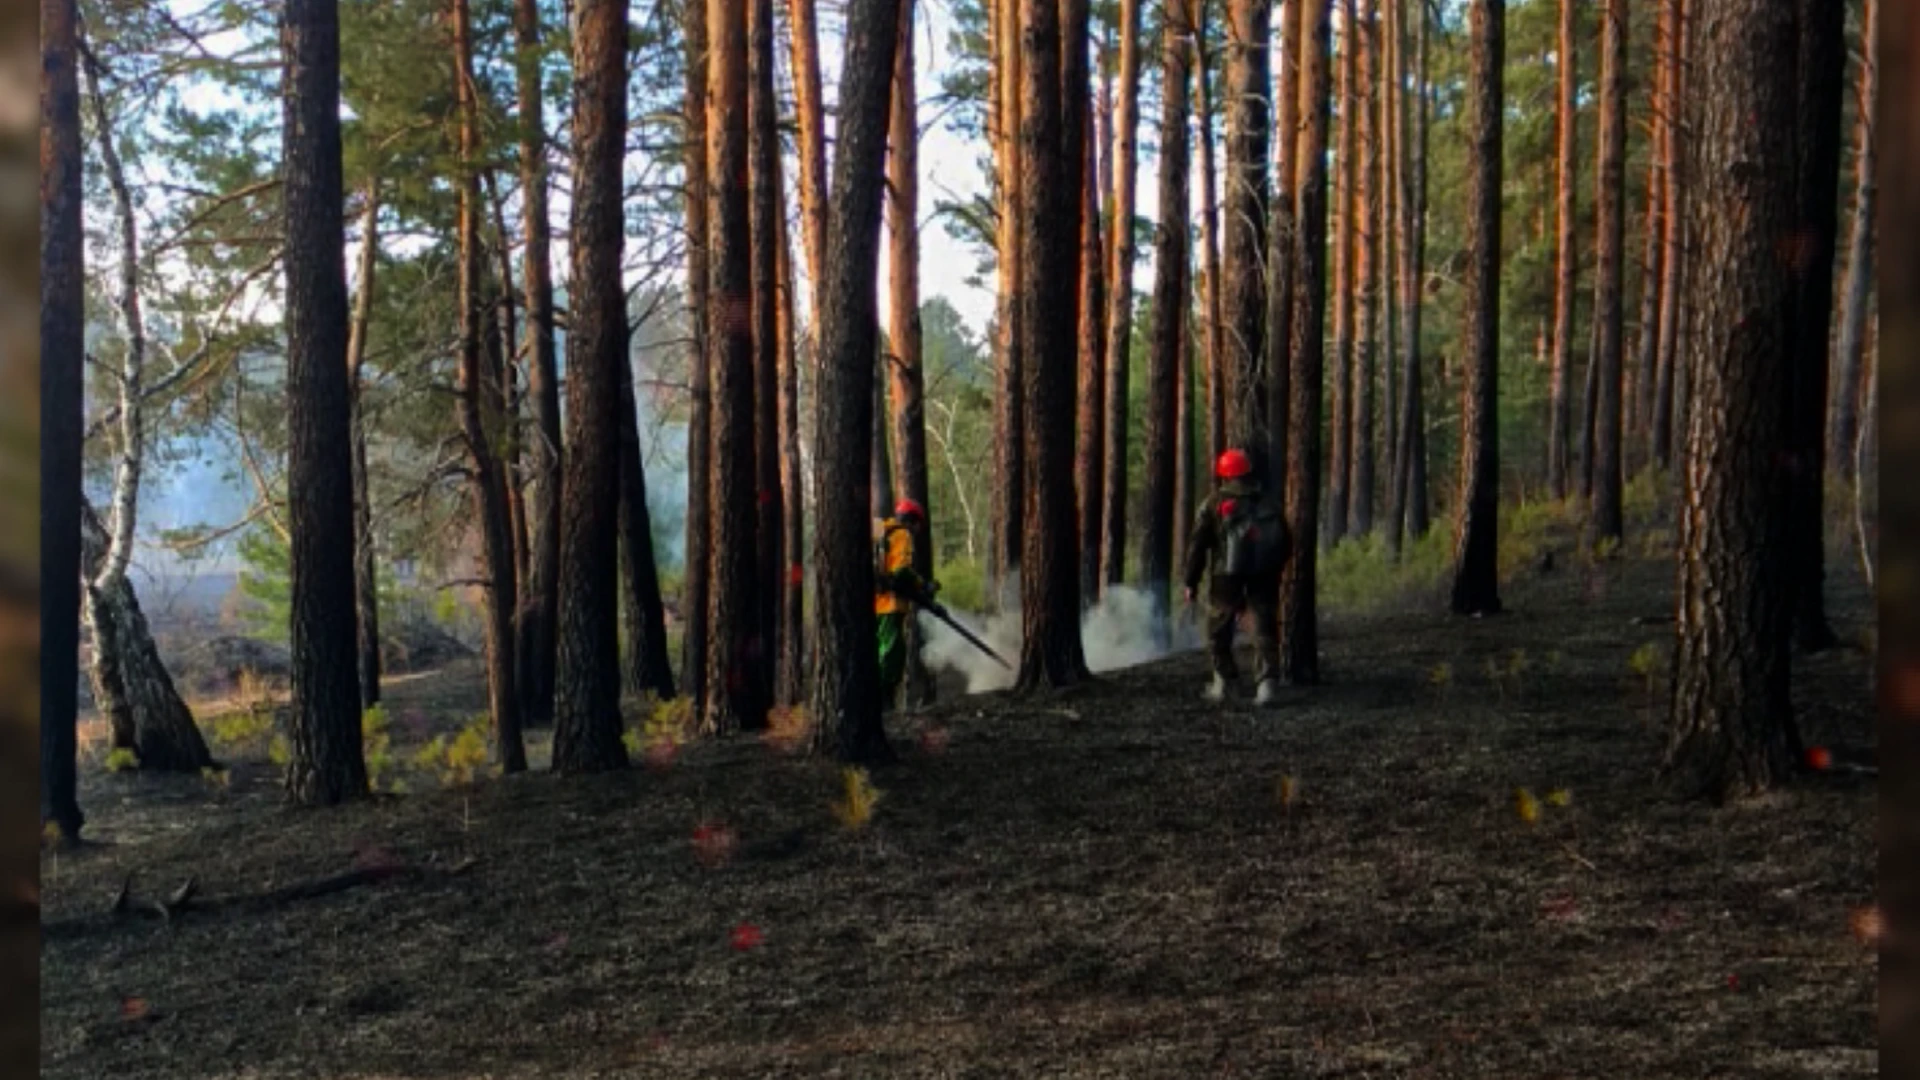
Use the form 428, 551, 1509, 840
1665, 0, 1797, 802
347, 184, 382, 710
750, 0, 784, 713
454, 0, 526, 773
887, 0, 935, 704
551, 0, 631, 772
514, 0, 561, 731
42, 0, 87, 838
617, 331, 678, 699
1376, 0, 1396, 515
1280, 0, 1332, 683
1779, 0, 1846, 651
1327, 0, 1356, 545
1829, 0, 1875, 485
1143, 0, 1192, 634
1175, 274, 1197, 568
1448, 0, 1502, 617
1100, 0, 1142, 591
1267, 0, 1301, 492
871, 360, 894, 517
1389, 0, 1430, 548
1632, 127, 1663, 474
1015, 0, 1089, 690
80, 502, 213, 772
787, 0, 830, 308
989, 0, 1026, 603
1547, 0, 1577, 500
681, 0, 713, 719
775, 164, 806, 707
1351, 1, 1377, 536
809, 0, 904, 764
1652, 0, 1689, 470
1194, 5, 1225, 468
1221, 0, 1270, 455
281, 0, 368, 804
1589, 0, 1626, 544
706, 0, 762, 734
1077, 108, 1107, 603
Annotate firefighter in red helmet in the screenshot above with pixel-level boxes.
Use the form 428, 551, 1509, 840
1183, 448, 1291, 706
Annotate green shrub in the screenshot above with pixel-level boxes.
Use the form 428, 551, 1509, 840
933, 557, 987, 613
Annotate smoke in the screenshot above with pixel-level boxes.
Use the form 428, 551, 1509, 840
916, 584, 1206, 694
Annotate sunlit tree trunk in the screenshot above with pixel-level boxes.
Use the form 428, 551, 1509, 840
1077, 107, 1107, 603
680, 0, 713, 719
1548, 0, 1577, 500
1267, 0, 1301, 489
1351, 0, 1377, 536
1144, 0, 1192, 635
1100, 0, 1142, 591
989, 0, 1026, 602
1327, 0, 1356, 544
1448, 0, 1502, 616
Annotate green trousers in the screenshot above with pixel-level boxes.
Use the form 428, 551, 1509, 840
877, 611, 908, 707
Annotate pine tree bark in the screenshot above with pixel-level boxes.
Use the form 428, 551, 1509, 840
1448, 0, 1503, 617
1351, 1, 1378, 536
1267, 0, 1301, 489
1376, 0, 1396, 512
1652, 0, 1689, 470
1015, 0, 1089, 690
514, 0, 561, 730
751, 0, 784, 713
1221, 0, 1270, 455
1829, 0, 1875, 485
1143, 0, 1192, 633
1588, 0, 1627, 544
1280, 0, 1332, 683
454, 0, 526, 773
776, 175, 806, 706
346, 184, 382, 711
787, 0, 829, 306
1632, 116, 1663, 472
1175, 274, 1197, 564
281, 0, 369, 803
1077, 108, 1107, 603
1194, 2, 1225, 467
681, 0, 713, 720
810, 0, 904, 763
1100, 0, 1142, 591
1327, 0, 1357, 544
551, 0, 631, 772
871, 361, 894, 517
1388, 0, 1430, 550
1547, 0, 1577, 500
989, 0, 1026, 602
617, 333, 678, 699
41, 0, 87, 838
1665, 0, 1797, 802
1783, 0, 1845, 651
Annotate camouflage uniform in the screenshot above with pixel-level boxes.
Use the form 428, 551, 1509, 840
1182, 478, 1286, 687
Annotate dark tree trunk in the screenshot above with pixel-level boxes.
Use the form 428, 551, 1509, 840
455, 0, 526, 774
750, 0, 784, 713
1580, 315, 1600, 498
680, 0, 713, 720
1632, 140, 1662, 474
347, 185, 382, 711
1352, 1, 1377, 536
810, 0, 905, 763
1015, 0, 1089, 690
1100, 0, 1142, 591
1327, 0, 1356, 545
1194, 3, 1225, 468
1388, 0, 1430, 551
706, 0, 763, 734
1280, 0, 1332, 684
281, 0, 368, 804
617, 330, 678, 699
1221, 0, 1270, 458
871, 360, 894, 517
1829, 0, 1875, 486
514, 0, 561, 731
1665, 0, 1797, 802
1077, 107, 1107, 604
1548, 0, 1577, 500
80, 502, 213, 772
1448, 0, 1502, 617
551, 0, 630, 772
1267, 0, 1301, 492
41, 0, 86, 839
1783, 0, 1845, 652
1143, 0, 1191, 633
775, 169, 806, 707
1589, 0, 1627, 544
1377, 0, 1397, 503
1175, 276, 1196, 566
1652, 0, 1689, 471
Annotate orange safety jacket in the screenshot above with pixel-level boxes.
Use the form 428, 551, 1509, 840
874, 518, 917, 615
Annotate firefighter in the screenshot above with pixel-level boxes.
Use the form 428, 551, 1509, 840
876, 498, 937, 709
1182, 448, 1289, 706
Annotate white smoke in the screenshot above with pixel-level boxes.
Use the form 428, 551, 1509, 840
916, 584, 1206, 694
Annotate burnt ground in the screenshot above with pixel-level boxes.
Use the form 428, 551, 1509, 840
39, 553, 1877, 1079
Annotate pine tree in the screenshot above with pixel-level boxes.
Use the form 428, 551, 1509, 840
1589, 0, 1627, 545
1142, 0, 1192, 635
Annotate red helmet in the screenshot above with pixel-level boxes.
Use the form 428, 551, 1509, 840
894, 498, 926, 523
1215, 448, 1253, 480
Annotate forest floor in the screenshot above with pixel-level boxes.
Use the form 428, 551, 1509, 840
39, 551, 1878, 1079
